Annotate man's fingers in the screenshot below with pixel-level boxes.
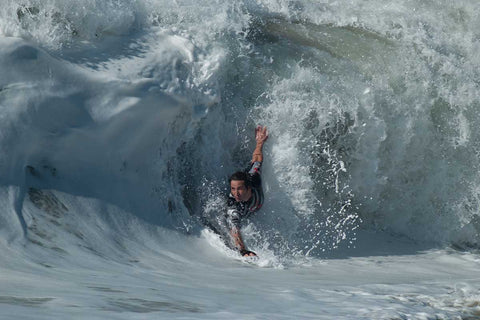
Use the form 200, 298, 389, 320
255, 125, 268, 142
256, 126, 266, 134
261, 127, 268, 140
261, 126, 268, 138
241, 250, 257, 257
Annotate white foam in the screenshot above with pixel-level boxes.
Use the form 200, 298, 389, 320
1, 0, 480, 318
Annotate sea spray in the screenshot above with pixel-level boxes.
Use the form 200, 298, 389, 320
1, 1, 480, 319
1, 0, 480, 256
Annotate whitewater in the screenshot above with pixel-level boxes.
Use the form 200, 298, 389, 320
1, 0, 480, 319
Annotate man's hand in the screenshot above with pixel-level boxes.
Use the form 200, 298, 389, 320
240, 249, 257, 257
255, 125, 268, 145
252, 125, 268, 163
230, 228, 257, 257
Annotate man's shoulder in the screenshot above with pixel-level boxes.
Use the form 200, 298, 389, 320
250, 173, 261, 189
245, 161, 262, 174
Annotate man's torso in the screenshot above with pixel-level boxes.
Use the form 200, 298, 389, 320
226, 161, 264, 228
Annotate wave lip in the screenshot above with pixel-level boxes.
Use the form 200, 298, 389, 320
1, 0, 480, 258
0, 0, 146, 48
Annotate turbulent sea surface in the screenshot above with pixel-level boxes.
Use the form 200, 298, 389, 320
1, 0, 480, 319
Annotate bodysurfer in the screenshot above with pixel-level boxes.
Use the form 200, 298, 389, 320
226, 125, 268, 257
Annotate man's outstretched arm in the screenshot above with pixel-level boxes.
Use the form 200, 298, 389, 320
230, 227, 256, 257
251, 125, 268, 163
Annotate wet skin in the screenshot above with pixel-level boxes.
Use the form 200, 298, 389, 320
230, 180, 252, 203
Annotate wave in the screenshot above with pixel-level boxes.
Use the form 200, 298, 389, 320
0, 0, 480, 263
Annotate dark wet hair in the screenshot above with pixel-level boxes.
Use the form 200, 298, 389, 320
229, 171, 252, 188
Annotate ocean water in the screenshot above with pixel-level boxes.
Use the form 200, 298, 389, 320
1, 0, 480, 319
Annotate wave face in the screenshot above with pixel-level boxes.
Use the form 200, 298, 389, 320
1, 0, 480, 262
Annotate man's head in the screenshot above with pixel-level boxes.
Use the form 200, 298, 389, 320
229, 171, 252, 202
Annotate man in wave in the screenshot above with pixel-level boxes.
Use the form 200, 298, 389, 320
226, 125, 268, 257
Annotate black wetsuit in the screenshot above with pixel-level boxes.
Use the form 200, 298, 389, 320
226, 161, 264, 229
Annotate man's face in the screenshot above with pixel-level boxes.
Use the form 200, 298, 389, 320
230, 180, 252, 202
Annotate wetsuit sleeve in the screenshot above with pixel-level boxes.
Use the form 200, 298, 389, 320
226, 198, 241, 229
246, 161, 262, 188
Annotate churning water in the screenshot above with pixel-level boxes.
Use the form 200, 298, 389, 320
1, 0, 480, 319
